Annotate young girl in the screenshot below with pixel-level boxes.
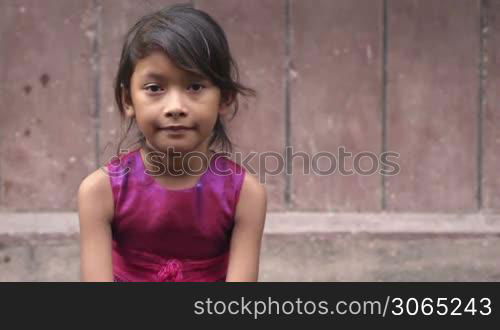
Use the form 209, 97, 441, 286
77, 4, 267, 282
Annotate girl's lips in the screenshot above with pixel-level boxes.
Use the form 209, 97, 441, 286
159, 126, 194, 134
160, 125, 194, 130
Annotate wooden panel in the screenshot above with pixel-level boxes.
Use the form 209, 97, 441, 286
290, 0, 383, 211
196, 0, 286, 211
386, 0, 479, 211
484, 0, 500, 211
0, 0, 96, 210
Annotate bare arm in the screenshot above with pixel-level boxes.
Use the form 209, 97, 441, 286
77, 168, 115, 282
225, 173, 268, 282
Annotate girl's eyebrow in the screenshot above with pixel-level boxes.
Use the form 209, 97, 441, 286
140, 71, 208, 82
141, 72, 167, 81
186, 72, 208, 81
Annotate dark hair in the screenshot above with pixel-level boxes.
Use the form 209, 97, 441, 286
113, 3, 255, 156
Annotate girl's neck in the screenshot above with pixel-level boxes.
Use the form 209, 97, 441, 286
140, 143, 215, 179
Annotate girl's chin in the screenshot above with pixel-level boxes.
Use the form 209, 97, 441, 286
148, 140, 198, 155
145, 133, 209, 154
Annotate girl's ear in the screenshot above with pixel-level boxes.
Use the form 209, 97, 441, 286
124, 104, 135, 118
218, 101, 231, 117
121, 86, 135, 118
219, 91, 235, 116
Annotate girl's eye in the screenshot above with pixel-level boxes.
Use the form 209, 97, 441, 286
145, 85, 163, 93
187, 83, 205, 93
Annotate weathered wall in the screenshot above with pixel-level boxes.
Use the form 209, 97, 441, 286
1, 0, 498, 212
1, 0, 499, 281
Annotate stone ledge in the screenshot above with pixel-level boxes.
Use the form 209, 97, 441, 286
1, 212, 499, 281
1, 232, 499, 281
1, 212, 500, 236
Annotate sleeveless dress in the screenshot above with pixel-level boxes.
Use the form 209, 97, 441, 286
106, 148, 246, 282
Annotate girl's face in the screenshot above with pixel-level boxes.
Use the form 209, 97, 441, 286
124, 51, 228, 155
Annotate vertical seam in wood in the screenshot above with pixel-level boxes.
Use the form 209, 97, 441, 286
381, 0, 389, 210
478, 0, 487, 210
284, 0, 292, 209
92, 0, 102, 168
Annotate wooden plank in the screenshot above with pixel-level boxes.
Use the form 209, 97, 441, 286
386, 0, 479, 211
484, 0, 500, 211
0, 0, 96, 210
290, 0, 383, 211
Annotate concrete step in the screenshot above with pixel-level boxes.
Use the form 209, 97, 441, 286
1, 212, 499, 281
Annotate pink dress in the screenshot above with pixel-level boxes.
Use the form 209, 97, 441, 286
106, 148, 246, 282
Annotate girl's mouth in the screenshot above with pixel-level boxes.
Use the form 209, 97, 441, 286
161, 125, 194, 130
159, 126, 194, 134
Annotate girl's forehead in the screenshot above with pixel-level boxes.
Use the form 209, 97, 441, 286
133, 51, 202, 80
134, 52, 181, 77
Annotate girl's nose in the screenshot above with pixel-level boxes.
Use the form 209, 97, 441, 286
165, 109, 186, 119
163, 90, 187, 118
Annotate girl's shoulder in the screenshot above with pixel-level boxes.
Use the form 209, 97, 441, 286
78, 149, 140, 222
78, 166, 115, 225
